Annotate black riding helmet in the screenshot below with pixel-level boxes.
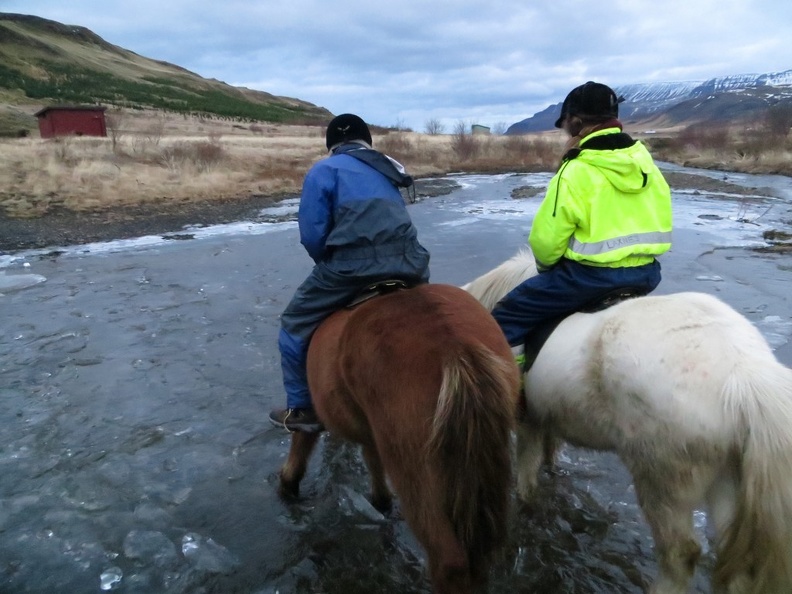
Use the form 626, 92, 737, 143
554, 81, 624, 128
325, 113, 373, 150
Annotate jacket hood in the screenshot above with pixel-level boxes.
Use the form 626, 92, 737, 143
574, 130, 657, 194
332, 144, 414, 189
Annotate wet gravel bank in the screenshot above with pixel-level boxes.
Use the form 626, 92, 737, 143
0, 172, 777, 253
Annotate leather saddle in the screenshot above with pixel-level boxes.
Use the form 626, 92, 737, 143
522, 287, 647, 372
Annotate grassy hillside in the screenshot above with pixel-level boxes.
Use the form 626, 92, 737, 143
0, 12, 333, 134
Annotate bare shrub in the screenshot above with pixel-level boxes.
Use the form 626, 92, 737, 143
157, 144, 187, 171
391, 118, 411, 132
193, 140, 224, 171
377, 132, 413, 161
736, 127, 770, 157
451, 121, 480, 161
51, 136, 75, 164
530, 137, 560, 166
676, 123, 731, 150
763, 102, 792, 148
424, 118, 445, 135
158, 140, 225, 172
143, 113, 166, 147
130, 135, 160, 157
105, 108, 125, 153
504, 135, 558, 167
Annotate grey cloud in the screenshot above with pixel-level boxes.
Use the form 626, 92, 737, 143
3, 0, 790, 129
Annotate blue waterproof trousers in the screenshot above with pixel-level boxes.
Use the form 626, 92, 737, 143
491, 258, 662, 347
279, 263, 429, 409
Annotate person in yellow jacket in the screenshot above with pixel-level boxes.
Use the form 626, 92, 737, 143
492, 81, 672, 347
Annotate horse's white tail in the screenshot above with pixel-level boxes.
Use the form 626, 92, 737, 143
715, 358, 792, 592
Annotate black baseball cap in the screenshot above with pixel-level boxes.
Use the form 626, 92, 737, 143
554, 82, 624, 128
325, 113, 373, 150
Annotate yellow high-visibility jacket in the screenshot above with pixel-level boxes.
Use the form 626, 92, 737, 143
530, 128, 672, 271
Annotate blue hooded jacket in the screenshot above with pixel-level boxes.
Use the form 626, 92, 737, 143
297, 143, 429, 278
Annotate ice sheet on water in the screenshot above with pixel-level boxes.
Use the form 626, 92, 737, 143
123, 530, 178, 566
99, 566, 122, 590
672, 191, 776, 248
338, 485, 387, 524
256, 197, 300, 220
181, 532, 240, 573
0, 271, 46, 292
433, 171, 782, 252
757, 315, 792, 349
0, 221, 297, 270
133, 502, 172, 525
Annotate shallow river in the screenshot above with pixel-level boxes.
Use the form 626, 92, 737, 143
1, 166, 791, 593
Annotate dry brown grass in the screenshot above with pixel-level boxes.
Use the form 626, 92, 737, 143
0, 108, 564, 218
642, 121, 792, 177
2, 108, 789, 219
0, 109, 327, 217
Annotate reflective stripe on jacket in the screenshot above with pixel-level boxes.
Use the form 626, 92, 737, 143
529, 127, 672, 270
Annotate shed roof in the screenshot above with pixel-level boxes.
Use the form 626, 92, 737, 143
34, 105, 107, 117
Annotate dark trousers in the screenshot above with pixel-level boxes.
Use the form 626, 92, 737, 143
279, 263, 428, 409
491, 258, 662, 347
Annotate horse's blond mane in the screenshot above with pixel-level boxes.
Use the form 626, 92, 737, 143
461, 249, 538, 311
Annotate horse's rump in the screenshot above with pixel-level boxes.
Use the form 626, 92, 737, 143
307, 284, 520, 589
516, 292, 774, 443
309, 284, 517, 435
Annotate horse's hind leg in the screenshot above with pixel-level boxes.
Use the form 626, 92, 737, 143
632, 465, 707, 594
515, 418, 547, 503
279, 431, 321, 500
543, 433, 559, 470
399, 488, 472, 594
361, 444, 392, 512
706, 465, 752, 593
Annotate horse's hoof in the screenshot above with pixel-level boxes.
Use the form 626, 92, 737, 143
278, 478, 300, 502
517, 497, 540, 516
515, 487, 540, 514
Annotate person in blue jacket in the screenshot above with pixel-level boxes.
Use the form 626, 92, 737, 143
269, 113, 431, 432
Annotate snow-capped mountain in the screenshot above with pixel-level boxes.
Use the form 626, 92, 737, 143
506, 69, 792, 134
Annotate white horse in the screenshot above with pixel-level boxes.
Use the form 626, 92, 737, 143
463, 249, 792, 594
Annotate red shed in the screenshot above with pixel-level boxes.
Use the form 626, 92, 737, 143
34, 105, 107, 139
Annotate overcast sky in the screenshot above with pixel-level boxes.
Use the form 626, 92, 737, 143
4, 1, 791, 131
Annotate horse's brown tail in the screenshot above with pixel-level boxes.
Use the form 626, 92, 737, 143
428, 344, 518, 584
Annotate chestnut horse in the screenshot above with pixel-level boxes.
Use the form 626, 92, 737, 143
463, 249, 792, 594
277, 283, 520, 594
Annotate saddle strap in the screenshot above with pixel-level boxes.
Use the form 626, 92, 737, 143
346, 279, 411, 309
579, 287, 647, 313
